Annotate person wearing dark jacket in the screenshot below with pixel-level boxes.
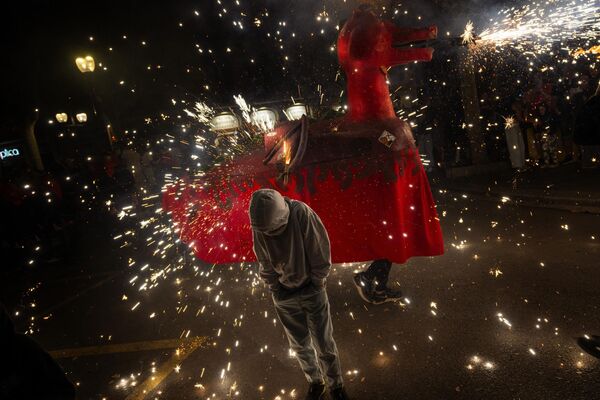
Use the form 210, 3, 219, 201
574, 81, 600, 168
249, 189, 349, 400
0, 304, 76, 399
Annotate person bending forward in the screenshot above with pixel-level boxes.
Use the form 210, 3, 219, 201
249, 189, 349, 400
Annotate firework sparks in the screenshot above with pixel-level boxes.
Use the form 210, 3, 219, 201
184, 102, 215, 124
571, 44, 600, 58
461, 21, 476, 44
233, 94, 253, 123
504, 116, 516, 129
476, 0, 599, 53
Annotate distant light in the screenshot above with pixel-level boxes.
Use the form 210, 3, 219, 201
210, 112, 240, 132
284, 104, 308, 121
75, 55, 95, 73
75, 113, 87, 123
55, 113, 68, 123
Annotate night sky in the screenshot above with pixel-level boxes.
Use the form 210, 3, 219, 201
1, 0, 509, 135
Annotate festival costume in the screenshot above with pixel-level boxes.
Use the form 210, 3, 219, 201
163, 8, 444, 264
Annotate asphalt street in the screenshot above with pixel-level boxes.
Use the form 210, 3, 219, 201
3, 189, 599, 400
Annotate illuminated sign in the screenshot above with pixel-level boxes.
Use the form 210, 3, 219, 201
0, 148, 20, 160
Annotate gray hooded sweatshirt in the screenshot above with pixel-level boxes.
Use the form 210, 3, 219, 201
249, 189, 331, 292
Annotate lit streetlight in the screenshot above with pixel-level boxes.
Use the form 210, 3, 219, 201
75, 56, 95, 73
210, 112, 240, 133
55, 113, 69, 123
75, 113, 88, 123
284, 104, 309, 121
251, 107, 278, 132
74, 55, 113, 149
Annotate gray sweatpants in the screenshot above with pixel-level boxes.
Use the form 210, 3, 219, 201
272, 285, 343, 389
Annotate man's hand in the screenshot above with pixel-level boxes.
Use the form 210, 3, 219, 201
311, 278, 326, 289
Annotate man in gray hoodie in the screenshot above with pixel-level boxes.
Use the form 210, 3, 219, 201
249, 189, 349, 400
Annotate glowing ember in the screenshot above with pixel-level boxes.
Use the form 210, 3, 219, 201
461, 21, 475, 44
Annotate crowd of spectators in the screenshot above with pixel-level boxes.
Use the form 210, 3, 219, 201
0, 138, 175, 271
413, 45, 599, 171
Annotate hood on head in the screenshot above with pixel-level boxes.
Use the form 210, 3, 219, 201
249, 189, 290, 235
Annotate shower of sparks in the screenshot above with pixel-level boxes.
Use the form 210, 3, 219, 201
462, 20, 475, 44
572, 44, 600, 58
504, 116, 515, 129
184, 102, 215, 124
475, 0, 599, 53
10, 0, 600, 398
233, 94, 253, 123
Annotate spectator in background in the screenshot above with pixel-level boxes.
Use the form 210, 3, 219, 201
574, 80, 600, 169
504, 101, 526, 168
538, 104, 560, 167
416, 129, 434, 172
140, 145, 157, 189
120, 142, 144, 191
525, 101, 543, 164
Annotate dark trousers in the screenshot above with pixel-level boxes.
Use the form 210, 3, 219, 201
272, 285, 343, 389
363, 259, 392, 290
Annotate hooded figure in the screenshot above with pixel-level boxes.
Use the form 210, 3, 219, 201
249, 189, 349, 400
249, 189, 331, 292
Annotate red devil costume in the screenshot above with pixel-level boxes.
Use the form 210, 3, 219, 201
163, 8, 444, 265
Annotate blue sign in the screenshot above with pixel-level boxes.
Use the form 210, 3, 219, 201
0, 148, 20, 160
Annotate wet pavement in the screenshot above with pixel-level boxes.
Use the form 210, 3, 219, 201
3, 189, 599, 400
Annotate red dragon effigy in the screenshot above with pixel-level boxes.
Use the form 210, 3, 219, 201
163, 7, 444, 264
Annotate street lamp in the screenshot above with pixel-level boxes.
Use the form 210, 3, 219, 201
252, 108, 278, 132
284, 104, 309, 121
75, 56, 95, 73
55, 113, 68, 123
210, 112, 240, 133
75, 113, 88, 123
75, 55, 113, 149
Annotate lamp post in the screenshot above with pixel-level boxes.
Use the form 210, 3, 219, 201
210, 112, 241, 133
251, 107, 278, 133
75, 113, 88, 123
75, 55, 113, 149
75, 56, 95, 73
55, 112, 69, 123
284, 104, 309, 121
210, 112, 241, 147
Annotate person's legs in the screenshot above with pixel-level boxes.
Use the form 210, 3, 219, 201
354, 260, 402, 303
363, 259, 391, 290
541, 132, 551, 165
549, 134, 560, 165
273, 294, 323, 385
301, 287, 343, 390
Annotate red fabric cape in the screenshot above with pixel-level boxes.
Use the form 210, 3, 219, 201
163, 138, 444, 264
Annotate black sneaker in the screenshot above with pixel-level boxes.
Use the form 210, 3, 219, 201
577, 335, 600, 359
353, 272, 375, 303
305, 382, 326, 400
371, 287, 404, 304
330, 386, 350, 400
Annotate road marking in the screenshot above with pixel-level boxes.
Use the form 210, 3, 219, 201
125, 336, 207, 400
49, 336, 208, 359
